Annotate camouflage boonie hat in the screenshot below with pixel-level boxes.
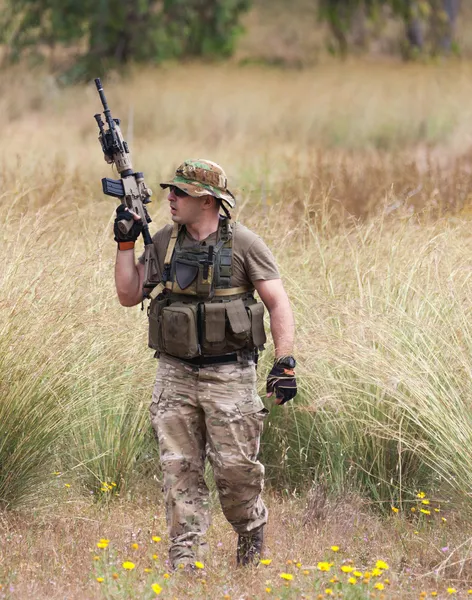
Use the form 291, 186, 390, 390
160, 159, 236, 209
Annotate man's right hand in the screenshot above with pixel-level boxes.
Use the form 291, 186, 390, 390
114, 204, 144, 245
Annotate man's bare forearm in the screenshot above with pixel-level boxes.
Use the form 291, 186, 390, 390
115, 249, 143, 306
269, 298, 295, 358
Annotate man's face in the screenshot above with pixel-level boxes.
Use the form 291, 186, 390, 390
167, 186, 208, 224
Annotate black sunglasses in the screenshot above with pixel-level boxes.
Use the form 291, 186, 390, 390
169, 185, 188, 197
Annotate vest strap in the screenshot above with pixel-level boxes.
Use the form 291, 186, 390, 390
164, 281, 252, 296
164, 223, 179, 266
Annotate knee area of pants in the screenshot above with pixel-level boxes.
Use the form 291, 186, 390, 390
214, 465, 264, 487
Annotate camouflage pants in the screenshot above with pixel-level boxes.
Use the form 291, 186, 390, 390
150, 354, 268, 568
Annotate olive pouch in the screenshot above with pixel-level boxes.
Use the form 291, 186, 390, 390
161, 303, 199, 358
201, 302, 226, 355
148, 294, 168, 351
247, 302, 266, 349
226, 299, 251, 334
201, 299, 251, 355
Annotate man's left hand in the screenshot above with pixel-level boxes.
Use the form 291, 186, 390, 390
266, 356, 297, 405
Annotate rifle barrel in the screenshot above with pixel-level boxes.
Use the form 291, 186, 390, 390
95, 78, 110, 112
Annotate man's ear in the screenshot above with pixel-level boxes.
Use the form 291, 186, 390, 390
202, 195, 218, 211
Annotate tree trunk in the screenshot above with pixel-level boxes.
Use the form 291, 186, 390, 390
438, 0, 460, 52
406, 17, 423, 49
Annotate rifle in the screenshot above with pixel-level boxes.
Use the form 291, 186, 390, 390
94, 77, 160, 296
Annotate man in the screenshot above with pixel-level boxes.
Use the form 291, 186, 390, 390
113, 159, 296, 570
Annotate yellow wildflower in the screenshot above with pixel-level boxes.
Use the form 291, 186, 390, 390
467, 591, 472, 595
96, 542, 108, 549
341, 566, 354, 573
112, 573, 119, 580
420, 509, 431, 515
375, 560, 389, 570
353, 571, 363, 577
421, 499, 430, 505
372, 568, 383, 577
303, 570, 310, 575
152, 554, 158, 560
144, 568, 152, 573
329, 576, 339, 583
151, 583, 162, 595
279, 573, 293, 581
223, 595, 230, 600
442, 517, 447, 523
195, 561, 205, 569
286, 559, 293, 565
419, 593, 426, 598
96, 577, 104, 583
93, 555, 100, 561
325, 589, 333, 596
131, 543, 139, 550
384, 579, 390, 585
348, 577, 357, 585
163, 573, 170, 579
331, 545, 340, 552
431, 593, 438, 597
447, 589, 457, 595
374, 583, 384, 590
296, 562, 302, 568
265, 588, 271, 593
411, 507, 416, 512
417, 491, 426, 498
64, 484, 71, 488
260, 559, 272, 566
391, 506, 399, 513
122, 561, 135, 571
152, 536, 161, 542
317, 561, 333, 572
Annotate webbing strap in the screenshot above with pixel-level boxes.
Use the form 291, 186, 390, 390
164, 223, 179, 266
164, 281, 252, 296
214, 285, 252, 296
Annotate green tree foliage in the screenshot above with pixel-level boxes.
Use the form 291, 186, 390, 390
0, 0, 251, 80
318, 0, 460, 57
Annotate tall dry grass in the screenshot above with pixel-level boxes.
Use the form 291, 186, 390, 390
3, 62, 472, 515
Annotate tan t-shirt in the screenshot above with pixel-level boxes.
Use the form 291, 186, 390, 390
138, 221, 279, 286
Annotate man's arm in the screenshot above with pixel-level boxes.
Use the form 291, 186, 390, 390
115, 250, 145, 307
253, 278, 294, 358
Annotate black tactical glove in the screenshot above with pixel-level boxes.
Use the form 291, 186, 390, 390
113, 204, 145, 244
266, 356, 297, 405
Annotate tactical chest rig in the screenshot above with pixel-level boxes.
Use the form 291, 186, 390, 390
147, 218, 266, 362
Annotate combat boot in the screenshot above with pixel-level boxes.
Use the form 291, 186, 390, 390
236, 525, 264, 566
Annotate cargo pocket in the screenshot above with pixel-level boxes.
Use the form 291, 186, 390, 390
247, 302, 266, 349
161, 303, 199, 358
237, 393, 268, 417
149, 391, 163, 417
